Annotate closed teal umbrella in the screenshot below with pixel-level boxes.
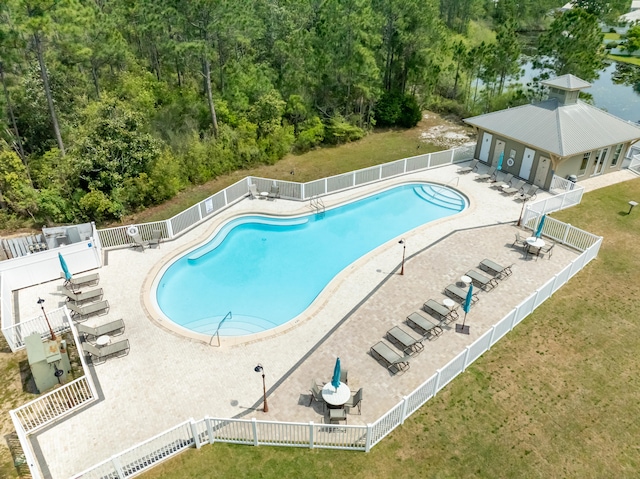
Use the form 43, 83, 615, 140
331, 357, 341, 389
496, 151, 504, 171
535, 215, 546, 238
58, 253, 72, 281
456, 284, 473, 335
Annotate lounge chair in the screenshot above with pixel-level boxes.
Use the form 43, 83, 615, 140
475, 166, 497, 181
76, 319, 125, 341
63, 286, 103, 305
68, 300, 110, 322
502, 179, 525, 195
457, 159, 479, 174
309, 380, 326, 412
329, 408, 347, 424
423, 299, 458, 323
516, 184, 539, 201
148, 230, 163, 248
267, 185, 280, 200
64, 272, 100, 290
406, 311, 443, 338
479, 259, 513, 279
491, 173, 513, 189
465, 269, 499, 292
248, 183, 260, 199
386, 326, 425, 356
370, 341, 410, 374
344, 388, 363, 415
539, 242, 555, 259
130, 232, 148, 250
83, 339, 130, 365
444, 284, 479, 306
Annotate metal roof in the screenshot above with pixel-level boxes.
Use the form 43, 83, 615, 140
542, 74, 591, 91
463, 99, 640, 157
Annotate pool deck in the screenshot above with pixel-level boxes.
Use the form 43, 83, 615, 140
18, 164, 633, 478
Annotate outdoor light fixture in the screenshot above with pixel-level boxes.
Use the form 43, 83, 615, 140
628, 201, 638, 215
254, 364, 269, 413
398, 239, 406, 275
37, 297, 56, 340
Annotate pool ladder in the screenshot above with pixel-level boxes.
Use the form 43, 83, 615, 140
211, 311, 232, 347
310, 195, 325, 217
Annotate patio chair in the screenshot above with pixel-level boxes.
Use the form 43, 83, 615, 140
370, 341, 410, 375
475, 166, 497, 181
479, 259, 513, 279
457, 159, 479, 174
502, 179, 525, 195
248, 183, 260, 199
340, 369, 348, 385
406, 311, 443, 338
68, 300, 110, 322
76, 318, 125, 341
465, 269, 499, 292
386, 326, 425, 356
309, 380, 326, 412
148, 230, 163, 248
64, 272, 100, 290
444, 284, 479, 306
423, 299, 458, 323
491, 173, 513, 189
83, 338, 130, 365
130, 232, 148, 250
512, 232, 528, 250
344, 388, 363, 415
539, 242, 555, 259
63, 286, 103, 305
516, 184, 539, 202
329, 408, 347, 424
267, 185, 280, 200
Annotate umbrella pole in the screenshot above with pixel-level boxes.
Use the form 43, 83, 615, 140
456, 311, 470, 335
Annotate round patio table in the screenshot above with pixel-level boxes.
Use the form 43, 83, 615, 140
322, 382, 350, 407
96, 335, 111, 346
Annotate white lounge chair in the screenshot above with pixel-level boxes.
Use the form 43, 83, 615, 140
77, 319, 125, 341
370, 341, 410, 374
83, 339, 130, 365
457, 159, 479, 174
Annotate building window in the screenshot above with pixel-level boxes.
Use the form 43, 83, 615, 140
579, 152, 590, 175
611, 144, 623, 167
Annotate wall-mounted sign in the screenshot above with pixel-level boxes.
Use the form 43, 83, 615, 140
507, 158, 515, 167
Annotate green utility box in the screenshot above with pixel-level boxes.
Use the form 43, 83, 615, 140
24, 334, 71, 394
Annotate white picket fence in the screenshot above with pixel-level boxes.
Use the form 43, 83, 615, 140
9, 306, 99, 479
70, 229, 602, 479
96, 144, 476, 249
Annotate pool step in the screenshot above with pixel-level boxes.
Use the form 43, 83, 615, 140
185, 314, 279, 336
413, 185, 465, 211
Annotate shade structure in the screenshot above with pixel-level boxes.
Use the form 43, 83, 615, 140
456, 284, 473, 335
496, 151, 504, 171
535, 215, 546, 238
331, 357, 341, 389
58, 253, 72, 281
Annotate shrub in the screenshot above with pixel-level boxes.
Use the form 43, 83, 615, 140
294, 116, 325, 152
374, 92, 422, 128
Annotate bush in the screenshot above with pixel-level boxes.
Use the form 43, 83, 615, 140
374, 92, 422, 128
324, 115, 364, 145
294, 116, 325, 152
398, 95, 422, 128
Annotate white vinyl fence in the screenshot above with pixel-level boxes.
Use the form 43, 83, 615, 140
9, 306, 98, 479
70, 230, 602, 479
629, 153, 640, 175
2, 306, 72, 352
97, 144, 476, 249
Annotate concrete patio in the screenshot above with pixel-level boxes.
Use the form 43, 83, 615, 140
15, 162, 627, 478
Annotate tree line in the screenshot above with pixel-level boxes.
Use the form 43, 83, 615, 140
0, 0, 620, 227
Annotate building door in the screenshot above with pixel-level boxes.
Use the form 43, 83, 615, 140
492, 140, 505, 167
533, 156, 551, 188
519, 147, 535, 180
591, 148, 608, 176
479, 132, 492, 162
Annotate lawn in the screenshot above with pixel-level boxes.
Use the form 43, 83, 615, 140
140, 178, 640, 478
607, 54, 640, 67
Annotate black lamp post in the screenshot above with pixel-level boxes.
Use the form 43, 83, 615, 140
398, 239, 406, 275
37, 297, 56, 340
254, 364, 269, 413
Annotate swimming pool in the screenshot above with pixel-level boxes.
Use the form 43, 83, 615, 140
154, 183, 467, 337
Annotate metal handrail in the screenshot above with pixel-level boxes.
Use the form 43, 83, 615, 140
428, 176, 460, 200
211, 311, 232, 347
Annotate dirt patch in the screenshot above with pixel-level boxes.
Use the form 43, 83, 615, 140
419, 112, 475, 148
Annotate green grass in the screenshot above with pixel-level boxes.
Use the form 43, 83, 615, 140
607, 54, 640, 66
604, 32, 622, 41
120, 125, 442, 225
141, 178, 640, 478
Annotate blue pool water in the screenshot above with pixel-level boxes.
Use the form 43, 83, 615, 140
155, 183, 467, 336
